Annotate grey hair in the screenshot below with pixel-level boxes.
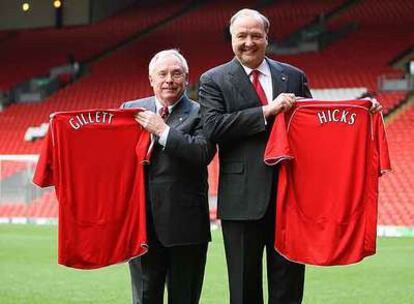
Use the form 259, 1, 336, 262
148, 49, 189, 75
229, 8, 270, 36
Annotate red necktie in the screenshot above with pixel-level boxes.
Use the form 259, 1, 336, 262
251, 70, 268, 105
159, 106, 169, 121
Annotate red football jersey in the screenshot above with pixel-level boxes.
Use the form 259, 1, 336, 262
264, 99, 391, 266
33, 109, 150, 269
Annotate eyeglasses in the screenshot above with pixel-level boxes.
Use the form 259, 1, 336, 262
155, 70, 186, 80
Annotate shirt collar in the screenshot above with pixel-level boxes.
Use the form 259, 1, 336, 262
155, 95, 183, 113
239, 59, 270, 77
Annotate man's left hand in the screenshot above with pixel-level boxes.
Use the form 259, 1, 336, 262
135, 111, 167, 136
370, 98, 383, 113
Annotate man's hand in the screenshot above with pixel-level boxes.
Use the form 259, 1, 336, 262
135, 111, 167, 136
369, 98, 383, 113
263, 93, 296, 118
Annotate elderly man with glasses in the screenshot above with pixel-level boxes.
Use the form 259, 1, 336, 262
122, 49, 215, 304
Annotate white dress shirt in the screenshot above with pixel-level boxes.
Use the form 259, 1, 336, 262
240, 59, 273, 104
239, 59, 273, 124
155, 96, 180, 147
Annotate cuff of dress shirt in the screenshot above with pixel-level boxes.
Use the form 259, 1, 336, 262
262, 106, 267, 126
158, 126, 170, 147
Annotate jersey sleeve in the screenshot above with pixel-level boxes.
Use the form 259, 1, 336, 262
374, 112, 391, 175
32, 125, 55, 187
264, 112, 294, 166
127, 108, 152, 164
136, 127, 151, 164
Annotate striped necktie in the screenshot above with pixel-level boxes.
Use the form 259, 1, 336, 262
159, 106, 169, 121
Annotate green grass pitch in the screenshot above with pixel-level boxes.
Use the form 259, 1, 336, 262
0, 224, 413, 303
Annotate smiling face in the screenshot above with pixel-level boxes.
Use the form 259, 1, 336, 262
149, 55, 187, 106
231, 15, 268, 69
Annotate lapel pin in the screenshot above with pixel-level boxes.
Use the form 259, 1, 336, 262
281, 75, 287, 81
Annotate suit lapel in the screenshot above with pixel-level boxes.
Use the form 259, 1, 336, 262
228, 58, 262, 108
167, 95, 190, 128
267, 58, 288, 99
227, 57, 289, 106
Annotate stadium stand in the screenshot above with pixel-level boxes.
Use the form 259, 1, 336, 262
0, 1, 192, 91
279, 0, 414, 111
0, 161, 28, 180
0, 1, 412, 228
263, 0, 343, 41
0, 30, 15, 43
378, 102, 414, 227
0, 1, 198, 153
0, 192, 57, 219
0, 0, 255, 154
1, 0, 412, 153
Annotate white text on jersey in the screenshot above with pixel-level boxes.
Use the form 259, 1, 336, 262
317, 109, 356, 125
69, 112, 114, 130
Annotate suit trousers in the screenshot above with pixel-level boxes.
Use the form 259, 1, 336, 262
221, 199, 305, 304
128, 242, 208, 304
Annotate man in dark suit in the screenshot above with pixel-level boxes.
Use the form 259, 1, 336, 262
122, 49, 215, 304
199, 8, 381, 304
199, 9, 308, 304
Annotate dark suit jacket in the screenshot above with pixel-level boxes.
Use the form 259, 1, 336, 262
121, 95, 215, 246
199, 57, 311, 220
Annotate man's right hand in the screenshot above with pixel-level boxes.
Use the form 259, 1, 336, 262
263, 93, 296, 118
135, 111, 168, 136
